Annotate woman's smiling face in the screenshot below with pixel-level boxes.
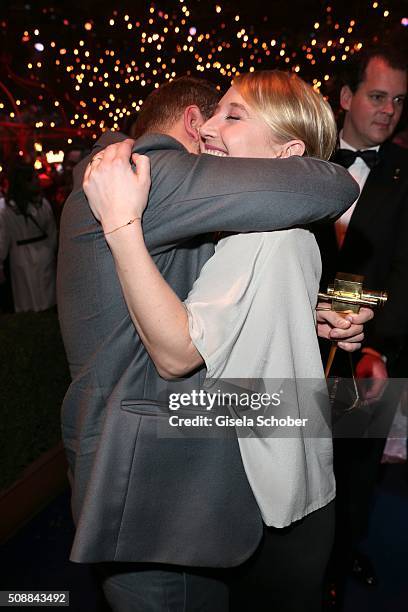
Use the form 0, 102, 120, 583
199, 85, 283, 159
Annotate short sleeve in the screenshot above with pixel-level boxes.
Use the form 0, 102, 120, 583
184, 233, 274, 377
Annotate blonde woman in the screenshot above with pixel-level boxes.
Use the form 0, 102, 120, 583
84, 72, 359, 611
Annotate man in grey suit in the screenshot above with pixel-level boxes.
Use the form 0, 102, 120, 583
57, 76, 360, 611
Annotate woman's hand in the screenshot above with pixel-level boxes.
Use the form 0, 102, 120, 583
316, 305, 374, 351
83, 139, 151, 234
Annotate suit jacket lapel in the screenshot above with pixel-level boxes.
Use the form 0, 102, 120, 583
343, 143, 399, 243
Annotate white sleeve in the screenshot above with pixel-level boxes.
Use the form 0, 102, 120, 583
0, 205, 10, 269
184, 233, 274, 377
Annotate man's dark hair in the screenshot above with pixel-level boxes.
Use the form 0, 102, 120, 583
342, 46, 407, 93
131, 76, 221, 139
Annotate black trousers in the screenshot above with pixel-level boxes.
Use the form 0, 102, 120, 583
230, 501, 335, 612
329, 380, 402, 579
97, 501, 334, 612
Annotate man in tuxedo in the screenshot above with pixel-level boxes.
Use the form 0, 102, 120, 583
58, 76, 361, 612
317, 47, 408, 596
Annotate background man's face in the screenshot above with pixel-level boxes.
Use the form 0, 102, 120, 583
341, 57, 407, 149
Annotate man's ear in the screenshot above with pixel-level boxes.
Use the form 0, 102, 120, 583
340, 85, 353, 112
280, 139, 305, 158
183, 105, 204, 142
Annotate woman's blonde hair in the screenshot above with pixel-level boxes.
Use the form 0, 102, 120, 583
233, 70, 337, 160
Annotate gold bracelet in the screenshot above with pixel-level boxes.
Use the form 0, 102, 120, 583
104, 217, 140, 236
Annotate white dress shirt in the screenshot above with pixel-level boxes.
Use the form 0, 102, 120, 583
335, 136, 380, 247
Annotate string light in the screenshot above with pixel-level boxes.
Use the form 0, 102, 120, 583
0, 1, 404, 141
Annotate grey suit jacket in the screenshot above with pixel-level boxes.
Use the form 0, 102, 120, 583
57, 131, 358, 566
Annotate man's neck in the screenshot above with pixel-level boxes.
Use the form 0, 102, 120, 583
166, 122, 199, 154
340, 129, 379, 152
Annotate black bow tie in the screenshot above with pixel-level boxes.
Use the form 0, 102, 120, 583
334, 148, 380, 169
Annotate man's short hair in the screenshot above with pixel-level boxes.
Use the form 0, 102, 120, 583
131, 76, 221, 139
341, 46, 407, 93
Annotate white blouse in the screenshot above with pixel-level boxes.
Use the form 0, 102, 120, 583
185, 228, 335, 527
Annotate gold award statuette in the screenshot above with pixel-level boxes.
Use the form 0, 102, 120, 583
318, 273, 387, 397
318, 272, 387, 315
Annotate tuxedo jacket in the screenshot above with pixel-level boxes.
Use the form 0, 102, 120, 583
57, 131, 357, 566
316, 141, 408, 372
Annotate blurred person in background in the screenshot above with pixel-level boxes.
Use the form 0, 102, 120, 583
0, 163, 57, 312
316, 45, 408, 605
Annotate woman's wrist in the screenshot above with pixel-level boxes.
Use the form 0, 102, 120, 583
101, 214, 142, 234
104, 218, 144, 254
103, 216, 141, 236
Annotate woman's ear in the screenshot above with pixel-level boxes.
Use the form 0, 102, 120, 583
280, 140, 305, 158
184, 105, 205, 142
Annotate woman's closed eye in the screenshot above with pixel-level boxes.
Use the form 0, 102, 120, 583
225, 114, 241, 120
